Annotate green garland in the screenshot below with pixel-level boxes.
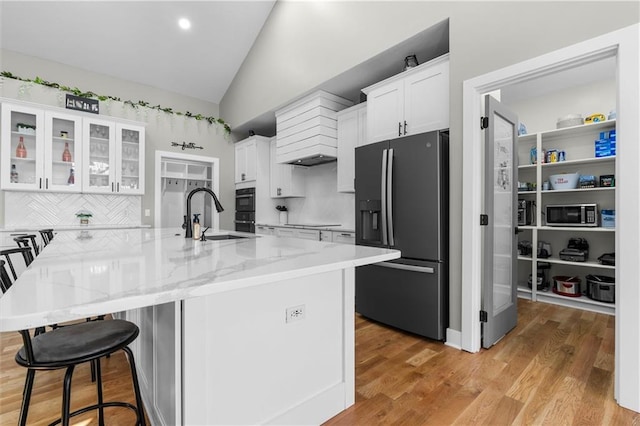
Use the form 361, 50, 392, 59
1, 71, 231, 134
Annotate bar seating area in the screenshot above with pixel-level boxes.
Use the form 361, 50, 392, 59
0, 235, 146, 425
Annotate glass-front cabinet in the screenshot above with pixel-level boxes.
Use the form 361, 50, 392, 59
82, 121, 145, 195
1, 103, 81, 192
2, 100, 145, 195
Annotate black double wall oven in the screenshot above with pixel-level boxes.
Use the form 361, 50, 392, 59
235, 188, 255, 233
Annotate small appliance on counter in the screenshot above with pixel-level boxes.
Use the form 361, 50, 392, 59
559, 237, 589, 262
586, 274, 615, 303
552, 275, 582, 297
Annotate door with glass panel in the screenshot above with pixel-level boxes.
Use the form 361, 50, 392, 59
83, 118, 115, 193
117, 124, 145, 195
45, 111, 82, 192
1, 103, 45, 191
482, 95, 519, 348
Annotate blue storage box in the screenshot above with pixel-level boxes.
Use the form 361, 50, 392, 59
601, 209, 615, 228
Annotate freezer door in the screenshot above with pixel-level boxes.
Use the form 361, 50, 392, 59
355, 140, 389, 247
388, 131, 448, 260
355, 259, 447, 340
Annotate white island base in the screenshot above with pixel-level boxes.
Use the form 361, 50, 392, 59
125, 268, 355, 425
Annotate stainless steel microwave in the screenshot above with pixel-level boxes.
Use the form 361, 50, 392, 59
546, 203, 598, 227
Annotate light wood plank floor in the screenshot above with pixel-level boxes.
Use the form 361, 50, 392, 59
1, 300, 638, 425
326, 299, 640, 425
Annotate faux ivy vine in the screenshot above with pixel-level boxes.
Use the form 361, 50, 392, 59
1, 71, 231, 134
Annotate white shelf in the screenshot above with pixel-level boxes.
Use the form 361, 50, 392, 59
52, 136, 75, 143
11, 157, 35, 162
518, 256, 533, 262
518, 163, 537, 170
518, 287, 614, 315
90, 155, 110, 161
537, 226, 614, 232
162, 175, 211, 182
52, 160, 75, 166
90, 137, 109, 143
542, 187, 615, 194
539, 119, 616, 141
518, 191, 536, 195
541, 156, 615, 168
538, 256, 615, 270
122, 140, 140, 146
11, 131, 36, 137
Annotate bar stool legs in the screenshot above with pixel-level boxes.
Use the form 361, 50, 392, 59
18, 369, 35, 426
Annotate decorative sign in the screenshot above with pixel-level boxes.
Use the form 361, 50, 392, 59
66, 94, 99, 114
172, 141, 203, 150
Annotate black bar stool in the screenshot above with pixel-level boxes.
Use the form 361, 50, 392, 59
0, 260, 146, 426
39, 229, 55, 247
14, 234, 40, 256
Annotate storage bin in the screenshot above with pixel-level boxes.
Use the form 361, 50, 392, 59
601, 209, 615, 228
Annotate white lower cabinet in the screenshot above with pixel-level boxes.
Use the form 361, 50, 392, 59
256, 225, 277, 235
332, 231, 355, 245
275, 227, 319, 240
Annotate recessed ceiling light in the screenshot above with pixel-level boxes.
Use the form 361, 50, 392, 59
178, 18, 191, 30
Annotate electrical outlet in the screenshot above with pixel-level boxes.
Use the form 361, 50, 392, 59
286, 304, 305, 323
144, 209, 151, 217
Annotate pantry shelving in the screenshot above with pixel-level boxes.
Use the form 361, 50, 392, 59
516, 119, 616, 315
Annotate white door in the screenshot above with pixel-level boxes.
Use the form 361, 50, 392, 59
482, 95, 519, 348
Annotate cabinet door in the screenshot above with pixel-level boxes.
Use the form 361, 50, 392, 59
366, 80, 404, 144
83, 118, 116, 193
404, 60, 449, 135
1, 103, 45, 191
337, 109, 358, 193
275, 227, 296, 238
45, 111, 82, 192
295, 229, 320, 241
270, 138, 305, 198
235, 140, 257, 183
332, 231, 355, 245
116, 124, 145, 194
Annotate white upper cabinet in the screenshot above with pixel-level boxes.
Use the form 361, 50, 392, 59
269, 137, 306, 198
337, 103, 367, 193
363, 54, 449, 144
1, 100, 145, 195
235, 137, 259, 184
1, 102, 81, 192
82, 118, 145, 195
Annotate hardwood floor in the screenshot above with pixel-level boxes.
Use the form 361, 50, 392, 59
325, 299, 640, 425
0, 326, 146, 425
0, 300, 638, 425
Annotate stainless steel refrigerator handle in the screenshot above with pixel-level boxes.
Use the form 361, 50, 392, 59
377, 262, 435, 274
387, 148, 395, 246
381, 149, 388, 245
234, 220, 255, 224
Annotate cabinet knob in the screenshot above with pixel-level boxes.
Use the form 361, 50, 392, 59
277, 187, 281, 196
241, 173, 245, 181
398, 122, 402, 137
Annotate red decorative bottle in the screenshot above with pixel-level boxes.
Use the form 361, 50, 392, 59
16, 136, 27, 158
62, 142, 72, 162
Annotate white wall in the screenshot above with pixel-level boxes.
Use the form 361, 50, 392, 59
0, 50, 236, 230
285, 162, 354, 229
220, 1, 640, 331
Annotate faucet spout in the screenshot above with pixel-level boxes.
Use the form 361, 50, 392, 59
185, 187, 224, 238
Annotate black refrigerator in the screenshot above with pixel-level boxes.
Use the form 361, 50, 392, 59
355, 130, 449, 340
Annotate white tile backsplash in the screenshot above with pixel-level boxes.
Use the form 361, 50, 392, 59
5, 192, 141, 228
285, 162, 354, 229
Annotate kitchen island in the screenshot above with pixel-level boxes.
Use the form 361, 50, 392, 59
0, 228, 399, 425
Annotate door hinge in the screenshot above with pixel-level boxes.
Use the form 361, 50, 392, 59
480, 310, 488, 322
481, 116, 489, 129
480, 214, 489, 226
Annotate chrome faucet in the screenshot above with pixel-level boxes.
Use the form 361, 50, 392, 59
185, 187, 224, 238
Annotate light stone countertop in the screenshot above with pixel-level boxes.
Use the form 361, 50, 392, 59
256, 223, 356, 233
0, 228, 399, 332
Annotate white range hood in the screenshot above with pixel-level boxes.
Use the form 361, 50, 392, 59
275, 90, 353, 166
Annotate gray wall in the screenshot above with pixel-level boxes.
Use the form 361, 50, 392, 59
0, 49, 236, 230
220, 1, 640, 331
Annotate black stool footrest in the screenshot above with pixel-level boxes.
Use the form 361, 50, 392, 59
47, 401, 142, 426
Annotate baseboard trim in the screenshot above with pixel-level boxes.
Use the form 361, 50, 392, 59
445, 328, 462, 350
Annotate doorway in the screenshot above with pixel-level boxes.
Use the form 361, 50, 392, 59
154, 150, 220, 230
461, 24, 640, 412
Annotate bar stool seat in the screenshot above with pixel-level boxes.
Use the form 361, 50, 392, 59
16, 319, 138, 367
15, 320, 146, 426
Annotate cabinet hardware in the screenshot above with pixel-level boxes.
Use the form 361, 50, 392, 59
480, 310, 488, 322
398, 122, 402, 137
39, 178, 42, 189
45, 178, 48, 189
117, 182, 120, 192
241, 173, 246, 181
112, 182, 114, 192
481, 116, 489, 129
480, 214, 489, 226
404, 120, 407, 135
